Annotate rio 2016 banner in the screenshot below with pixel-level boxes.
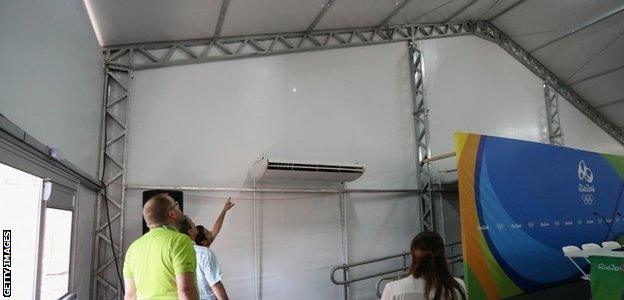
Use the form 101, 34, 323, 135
456, 132, 624, 299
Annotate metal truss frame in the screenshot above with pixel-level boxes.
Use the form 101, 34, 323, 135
543, 84, 564, 145
103, 22, 476, 70
92, 61, 132, 300
408, 42, 434, 231
93, 19, 624, 297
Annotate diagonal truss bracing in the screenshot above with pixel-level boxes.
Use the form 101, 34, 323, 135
408, 43, 434, 231
92, 60, 132, 300
103, 22, 475, 70
544, 84, 564, 146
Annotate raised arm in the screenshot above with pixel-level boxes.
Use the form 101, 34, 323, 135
211, 197, 234, 240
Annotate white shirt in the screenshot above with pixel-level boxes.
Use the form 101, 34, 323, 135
194, 245, 223, 300
381, 276, 466, 300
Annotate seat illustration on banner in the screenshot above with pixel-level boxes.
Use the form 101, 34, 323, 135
455, 132, 624, 299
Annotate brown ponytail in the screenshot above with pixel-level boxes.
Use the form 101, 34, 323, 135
408, 231, 466, 300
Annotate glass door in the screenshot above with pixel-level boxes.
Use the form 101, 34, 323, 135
0, 162, 44, 299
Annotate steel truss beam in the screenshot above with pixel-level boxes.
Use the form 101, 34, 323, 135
92, 61, 132, 300
103, 22, 476, 70
408, 43, 434, 231
544, 84, 564, 145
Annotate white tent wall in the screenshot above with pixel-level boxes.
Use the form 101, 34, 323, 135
121, 34, 624, 299
422, 35, 624, 283
419, 35, 624, 279
421, 36, 624, 181
422, 35, 548, 182
558, 99, 624, 155
124, 42, 421, 299
0, 1, 103, 299
0, 0, 104, 178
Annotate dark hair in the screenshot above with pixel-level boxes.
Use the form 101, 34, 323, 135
408, 231, 466, 300
195, 225, 208, 245
175, 215, 193, 237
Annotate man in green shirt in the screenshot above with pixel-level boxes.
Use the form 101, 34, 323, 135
123, 193, 199, 300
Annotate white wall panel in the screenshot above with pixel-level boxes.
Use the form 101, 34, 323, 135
258, 193, 342, 299
419, 35, 624, 177
184, 191, 257, 300
123, 34, 624, 300
127, 43, 417, 190
1, 2, 102, 299
125, 43, 419, 299
559, 98, 624, 155
418, 36, 548, 182
347, 193, 420, 300
0, 0, 103, 178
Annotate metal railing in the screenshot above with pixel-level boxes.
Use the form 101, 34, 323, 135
330, 242, 463, 299
330, 252, 411, 286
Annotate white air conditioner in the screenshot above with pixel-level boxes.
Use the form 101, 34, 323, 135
252, 158, 365, 182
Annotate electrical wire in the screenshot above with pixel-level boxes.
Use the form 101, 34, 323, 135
478, 0, 501, 20
568, 26, 624, 80
509, 28, 567, 38
410, 0, 459, 23
184, 192, 339, 201
103, 180, 126, 294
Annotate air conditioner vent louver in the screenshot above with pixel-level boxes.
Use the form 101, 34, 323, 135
253, 159, 365, 182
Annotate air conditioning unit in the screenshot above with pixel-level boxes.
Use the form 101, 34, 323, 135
252, 158, 365, 182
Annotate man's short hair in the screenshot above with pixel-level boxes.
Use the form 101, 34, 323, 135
175, 215, 193, 237
143, 193, 174, 228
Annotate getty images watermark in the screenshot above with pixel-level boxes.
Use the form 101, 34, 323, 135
2, 230, 10, 297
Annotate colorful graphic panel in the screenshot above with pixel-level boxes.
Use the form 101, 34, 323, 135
456, 133, 624, 299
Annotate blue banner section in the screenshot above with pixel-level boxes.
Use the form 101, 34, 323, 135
474, 135, 624, 291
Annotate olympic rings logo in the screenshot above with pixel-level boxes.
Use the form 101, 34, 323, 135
582, 194, 594, 205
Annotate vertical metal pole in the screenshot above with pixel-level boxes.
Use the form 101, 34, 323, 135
34, 191, 47, 300
543, 83, 564, 145
408, 41, 434, 231
92, 65, 109, 300
92, 61, 131, 300
253, 178, 260, 300
434, 171, 446, 241
403, 254, 408, 269
117, 69, 131, 299
342, 268, 349, 300
339, 183, 349, 299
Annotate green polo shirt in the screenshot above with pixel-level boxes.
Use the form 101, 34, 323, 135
123, 225, 196, 299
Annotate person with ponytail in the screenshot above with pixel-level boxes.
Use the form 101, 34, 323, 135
381, 231, 467, 300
